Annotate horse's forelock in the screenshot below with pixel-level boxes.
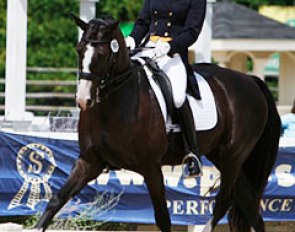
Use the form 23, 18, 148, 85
89, 16, 116, 27
89, 18, 106, 26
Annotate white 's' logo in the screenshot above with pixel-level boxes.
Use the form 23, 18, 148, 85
8, 143, 56, 210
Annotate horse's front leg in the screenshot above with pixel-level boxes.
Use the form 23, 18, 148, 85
141, 164, 171, 232
36, 157, 104, 231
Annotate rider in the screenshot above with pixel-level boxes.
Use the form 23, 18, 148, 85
125, 0, 206, 176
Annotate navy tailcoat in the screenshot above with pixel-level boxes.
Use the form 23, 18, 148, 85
130, 0, 206, 66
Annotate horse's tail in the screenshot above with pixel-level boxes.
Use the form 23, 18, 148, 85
247, 77, 281, 195
228, 76, 281, 231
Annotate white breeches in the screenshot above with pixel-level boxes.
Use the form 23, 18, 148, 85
132, 41, 187, 108
157, 54, 187, 108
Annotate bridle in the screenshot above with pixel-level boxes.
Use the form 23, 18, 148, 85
78, 37, 143, 103
79, 38, 117, 86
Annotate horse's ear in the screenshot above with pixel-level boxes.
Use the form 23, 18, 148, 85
70, 13, 89, 31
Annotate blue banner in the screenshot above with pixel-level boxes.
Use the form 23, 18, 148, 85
0, 131, 294, 225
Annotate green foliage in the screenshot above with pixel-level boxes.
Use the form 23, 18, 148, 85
98, 0, 144, 21
27, 0, 79, 68
26, 0, 79, 114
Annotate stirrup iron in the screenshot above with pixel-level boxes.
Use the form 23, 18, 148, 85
182, 152, 203, 178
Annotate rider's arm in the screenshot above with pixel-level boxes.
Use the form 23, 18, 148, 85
169, 0, 206, 55
130, 0, 151, 47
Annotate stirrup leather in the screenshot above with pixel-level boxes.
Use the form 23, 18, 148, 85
182, 152, 203, 178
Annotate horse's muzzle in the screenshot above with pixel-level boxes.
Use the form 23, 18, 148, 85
76, 79, 93, 111
76, 97, 91, 111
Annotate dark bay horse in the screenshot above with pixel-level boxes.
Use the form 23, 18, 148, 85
36, 16, 281, 232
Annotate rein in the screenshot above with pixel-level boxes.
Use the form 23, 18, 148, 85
95, 64, 143, 103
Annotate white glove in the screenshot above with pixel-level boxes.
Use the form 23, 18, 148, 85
154, 41, 171, 58
125, 36, 136, 50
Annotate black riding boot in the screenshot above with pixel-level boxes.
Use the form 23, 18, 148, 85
178, 99, 203, 177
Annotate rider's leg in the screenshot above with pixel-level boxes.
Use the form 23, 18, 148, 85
187, 71, 201, 100
177, 99, 202, 176
158, 54, 202, 177
179, 56, 201, 100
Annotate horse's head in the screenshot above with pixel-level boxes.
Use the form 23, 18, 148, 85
72, 14, 129, 110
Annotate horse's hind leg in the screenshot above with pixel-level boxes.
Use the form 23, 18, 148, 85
203, 153, 242, 232
140, 165, 171, 232
36, 158, 104, 231
203, 176, 237, 232
233, 170, 264, 232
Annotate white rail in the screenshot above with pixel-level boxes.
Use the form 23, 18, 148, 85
0, 67, 78, 114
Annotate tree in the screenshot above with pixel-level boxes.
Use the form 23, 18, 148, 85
27, 0, 78, 68
98, 0, 143, 21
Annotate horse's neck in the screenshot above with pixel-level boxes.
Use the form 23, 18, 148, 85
102, 65, 150, 115
96, 64, 164, 147
112, 33, 130, 75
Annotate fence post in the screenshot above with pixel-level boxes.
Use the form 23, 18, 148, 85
192, 0, 216, 63
79, 0, 99, 40
5, 0, 27, 121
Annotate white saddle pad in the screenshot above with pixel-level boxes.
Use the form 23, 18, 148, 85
133, 57, 218, 132
143, 67, 218, 132
188, 72, 218, 131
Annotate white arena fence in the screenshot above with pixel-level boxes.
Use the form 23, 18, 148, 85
0, 67, 78, 115
0, 67, 292, 116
